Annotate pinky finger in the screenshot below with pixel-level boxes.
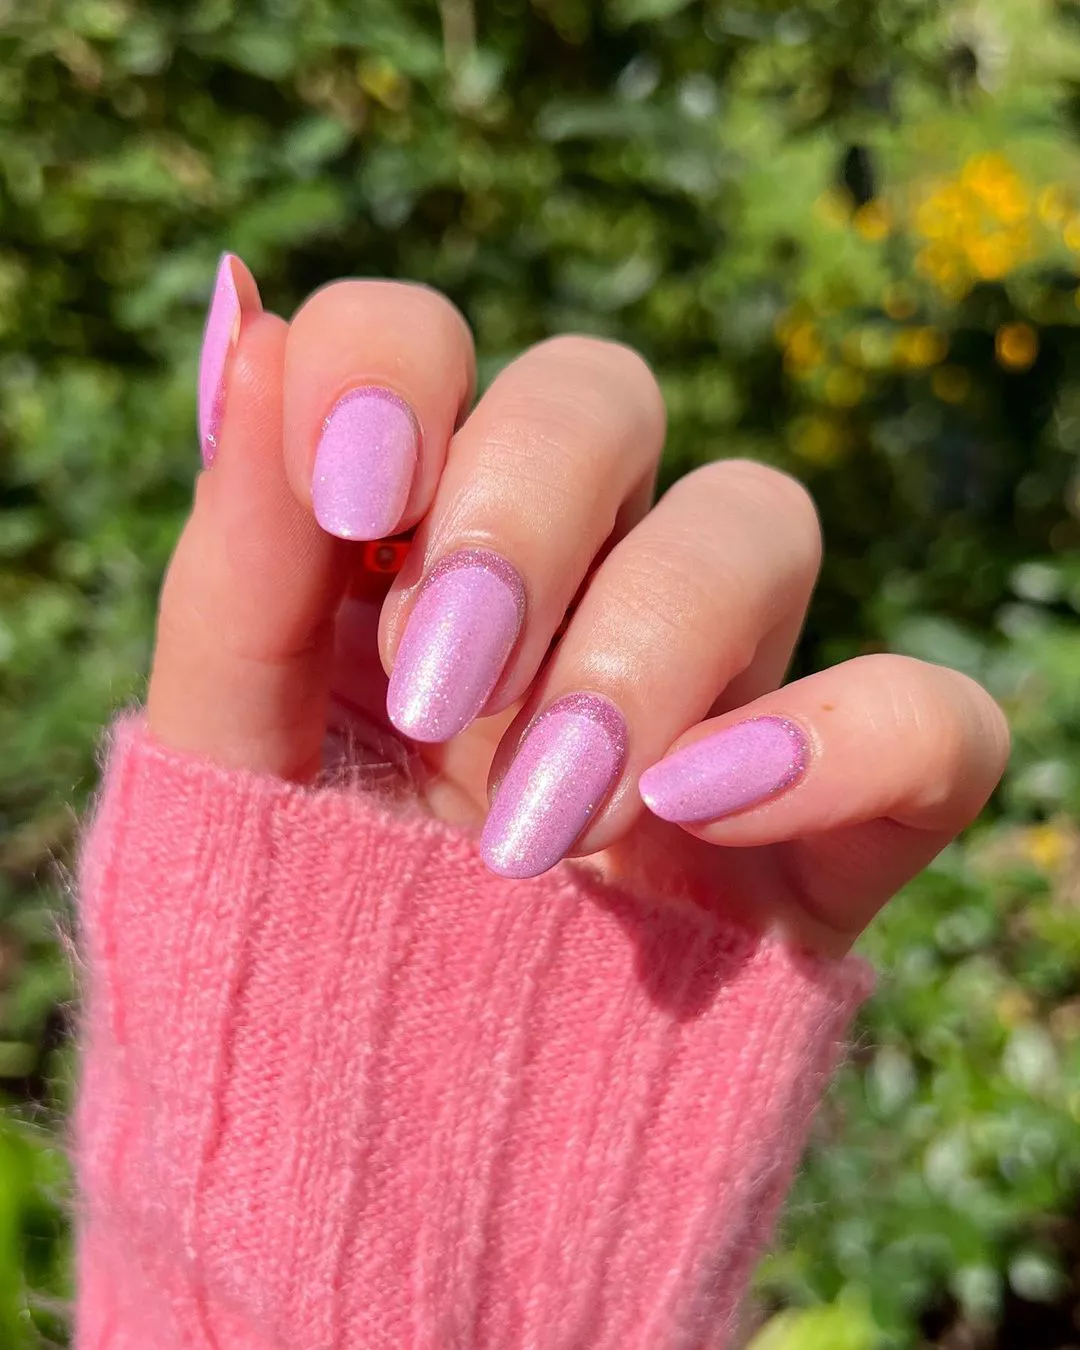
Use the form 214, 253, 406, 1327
637, 654, 1010, 940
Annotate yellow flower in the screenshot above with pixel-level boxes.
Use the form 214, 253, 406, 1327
962, 152, 1012, 186
915, 188, 961, 240
783, 322, 826, 376
910, 155, 1044, 292
1025, 822, 1070, 871
990, 181, 1029, 226
962, 153, 1029, 223
966, 233, 1018, 280
996, 322, 1039, 371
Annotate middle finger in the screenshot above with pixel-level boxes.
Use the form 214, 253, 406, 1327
380, 335, 665, 742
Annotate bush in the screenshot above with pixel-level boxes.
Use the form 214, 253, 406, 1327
2, 2, 1079, 1344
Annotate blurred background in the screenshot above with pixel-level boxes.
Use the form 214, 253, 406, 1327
2, 0, 1080, 1345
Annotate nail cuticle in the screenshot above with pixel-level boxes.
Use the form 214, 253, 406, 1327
750, 716, 810, 793
322, 384, 416, 429
416, 547, 526, 621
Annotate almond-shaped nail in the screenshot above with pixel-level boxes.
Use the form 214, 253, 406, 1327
480, 693, 627, 880
387, 549, 525, 743
638, 716, 809, 824
313, 388, 419, 540
198, 253, 260, 467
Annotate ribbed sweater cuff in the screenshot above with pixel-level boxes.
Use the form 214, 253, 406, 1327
75, 716, 872, 1350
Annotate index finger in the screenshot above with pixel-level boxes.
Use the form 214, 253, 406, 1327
283, 280, 476, 541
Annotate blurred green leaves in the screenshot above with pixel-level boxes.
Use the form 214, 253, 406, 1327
0, 1118, 70, 1348
2, 1, 1080, 1345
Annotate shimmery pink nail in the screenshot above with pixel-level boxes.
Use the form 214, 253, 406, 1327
481, 693, 627, 879
198, 254, 257, 466
638, 716, 809, 824
312, 388, 419, 541
387, 549, 525, 743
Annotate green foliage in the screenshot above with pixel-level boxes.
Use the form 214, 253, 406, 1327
0, 1116, 71, 1348
2, 1, 1080, 1345
746, 1293, 879, 1350
758, 611, 1080, 1347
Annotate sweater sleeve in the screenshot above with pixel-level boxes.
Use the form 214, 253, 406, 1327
74, 716, 872, 1350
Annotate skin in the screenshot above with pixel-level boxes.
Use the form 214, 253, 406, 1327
147, 269, 1011, 958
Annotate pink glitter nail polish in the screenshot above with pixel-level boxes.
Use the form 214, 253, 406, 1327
312, 388, 419, 541
386, 549, 525, 743
638, 716, 809, 824
197, 253, 257, 467
480, 692, 628, 880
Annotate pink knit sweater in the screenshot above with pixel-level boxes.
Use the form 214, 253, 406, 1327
74, 716, 872, 1350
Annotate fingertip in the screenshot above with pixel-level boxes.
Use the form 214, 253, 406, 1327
478, 691, 629, 879
636, 768, 678, 823
636, 716, 811, 826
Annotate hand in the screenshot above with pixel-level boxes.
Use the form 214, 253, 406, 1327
147, 258, 1010, 957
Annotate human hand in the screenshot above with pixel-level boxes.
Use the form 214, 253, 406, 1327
147, 258, 1009, 956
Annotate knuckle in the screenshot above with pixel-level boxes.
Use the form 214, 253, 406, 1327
471, 406, 598, 497
665, 459, 823, 584
701, 460, 820, 534
523, 335, 666, 438
476, 337, 664, 483
682, 459, 820, 538
612, 543, 757, 672
463, 413, 614, 533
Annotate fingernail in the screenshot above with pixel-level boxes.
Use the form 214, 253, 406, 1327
312, 388, 419, 541
198, 253, 258, 467
387, 549, 525, 743
481, 693, 627, 879
638, 716, 809, 824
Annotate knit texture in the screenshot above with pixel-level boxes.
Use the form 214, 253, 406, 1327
74, 716, 872, 1350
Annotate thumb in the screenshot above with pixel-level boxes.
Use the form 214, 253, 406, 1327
147, 255, 348, 780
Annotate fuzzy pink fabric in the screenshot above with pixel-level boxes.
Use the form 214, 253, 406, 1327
74, 716, 872, 1350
